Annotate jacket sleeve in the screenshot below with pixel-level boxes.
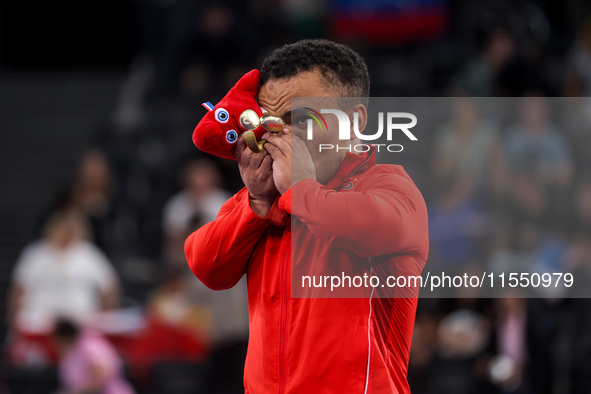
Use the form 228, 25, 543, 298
278, 173, 428, 258
185, 188, 270, 290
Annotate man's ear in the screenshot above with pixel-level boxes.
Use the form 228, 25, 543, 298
347, 104, 367, 140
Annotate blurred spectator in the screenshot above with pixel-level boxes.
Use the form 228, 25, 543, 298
427, 309, 491, 394
138, 0, 262, 98
69, 150, 116, 254
451, 24, 515, 96
8, 211, 120, 333
563, 297, 591, 393
505, 97, 574, 188
120, 269, 209, 382
488, 216, 514, 272
428, 174, 490, 270
408, 313, 438, 394
71, 150, 113, 221
438, 309, 489, 360
573, 179, 591, 233
145, 267, 246, 393
52, 318, 135, 394
489, 221, 542, 276
431, 98, 507, 199
182, 3, 260, 90
564, 234, 591, 297
174, 200, 249, 393
147, 267, 212, 340
561, 98, 591, 173
487, 296, 529, 393
564, 16, 591, 97
506, 173, 548, 226
163, 158, 230, 266
495, 297, 527, 369
535, 231, 569, 277
525, 298, 562, 394
189, 276, 249, 394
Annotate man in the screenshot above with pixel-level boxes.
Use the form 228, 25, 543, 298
185, 39, 428, 393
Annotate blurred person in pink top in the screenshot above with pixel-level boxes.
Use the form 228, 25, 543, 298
52, 318, 135, 394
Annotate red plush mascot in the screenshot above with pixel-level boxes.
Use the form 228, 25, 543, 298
193, 69, 284, 160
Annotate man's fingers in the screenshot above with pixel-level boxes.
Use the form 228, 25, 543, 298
264, 140, 282, 159
259, 152, 273, 171
237, 134, 257, 169
254, 150, 271, 169
235, 134, 247, 159
263, 133, 291, 157
263, 131, 292, 146
237, 133, 247, 151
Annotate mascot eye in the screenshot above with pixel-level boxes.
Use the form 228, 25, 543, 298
226, 130, 238, 144
215, 108, 230, 123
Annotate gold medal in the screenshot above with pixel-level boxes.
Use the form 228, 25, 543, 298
243, 131, 265, 153
239, 109, 261, 131
260, 115, 285, 133
241, 112, 285, 153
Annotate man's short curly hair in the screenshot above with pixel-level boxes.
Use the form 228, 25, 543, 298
260, 39, 370, 97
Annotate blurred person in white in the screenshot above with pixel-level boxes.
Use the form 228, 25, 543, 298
431, 97, 507, 199
163, 158, 230, 266
52, 317, 134, 394
8, 211, 121, 333
505, 96, 574, 188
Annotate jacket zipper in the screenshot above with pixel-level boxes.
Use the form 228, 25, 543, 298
278, 230, 290, 393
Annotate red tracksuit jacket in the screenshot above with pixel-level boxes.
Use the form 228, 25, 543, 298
185, 146, 429, 393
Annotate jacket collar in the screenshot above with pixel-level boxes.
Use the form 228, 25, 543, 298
324, 145, 377, 190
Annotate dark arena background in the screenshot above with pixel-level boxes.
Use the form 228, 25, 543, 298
1, 0, 591, 393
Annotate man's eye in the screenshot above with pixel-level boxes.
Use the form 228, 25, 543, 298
291, 116, 309, 127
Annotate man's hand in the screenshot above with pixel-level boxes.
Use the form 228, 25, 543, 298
263, 131, 316, 195
236, 134, 278, 218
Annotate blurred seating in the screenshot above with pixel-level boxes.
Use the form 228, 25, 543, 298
0, 363, 58, 394
149, 361, 208, 394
